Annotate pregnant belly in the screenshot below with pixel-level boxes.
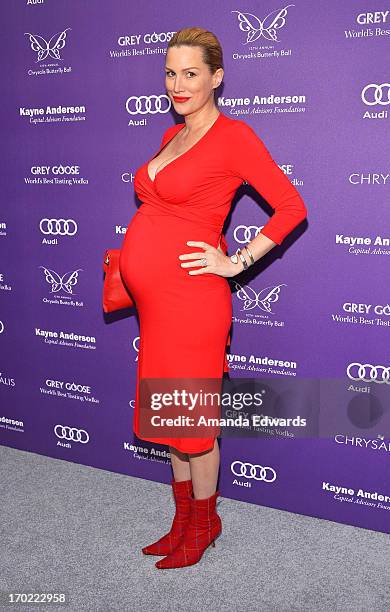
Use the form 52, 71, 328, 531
119, 209, 231, 310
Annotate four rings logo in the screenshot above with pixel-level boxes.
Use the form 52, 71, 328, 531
347, 362, 390, 384
125, 95, 171, 115
39, 218, 78, 236
361, 83, 390, 106
234, 225, 263, 244
54, 424, 89, 443
231, 460, 277, 482
133, 336, 140, 360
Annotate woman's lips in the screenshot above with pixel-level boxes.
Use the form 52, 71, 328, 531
172, 96, 191, 103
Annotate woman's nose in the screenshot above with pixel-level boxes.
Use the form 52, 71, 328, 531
173, 78, 183, 93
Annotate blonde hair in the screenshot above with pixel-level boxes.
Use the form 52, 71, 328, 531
167, 27, 224, 76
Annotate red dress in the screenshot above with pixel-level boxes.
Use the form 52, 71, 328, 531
119, 111, 307, 454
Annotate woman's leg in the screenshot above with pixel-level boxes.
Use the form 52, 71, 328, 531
142, 447, 192, 556
169, 446, 191, 481
189, 438, 220, 499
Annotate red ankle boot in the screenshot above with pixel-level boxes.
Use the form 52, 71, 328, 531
155, 489, 222, 569
142, 478, 193, 556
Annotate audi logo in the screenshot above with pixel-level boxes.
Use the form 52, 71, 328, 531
231, 461, 277, 482
361, 83, 390, 106
234, 225, 262, 244
125, 95, 171, 115
39, 218, 78, 236
132, 335, 140, 360
54, 424, 89, 443
347, 363, 390, 384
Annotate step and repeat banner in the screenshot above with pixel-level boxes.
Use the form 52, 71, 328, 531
1, 1, 389, 534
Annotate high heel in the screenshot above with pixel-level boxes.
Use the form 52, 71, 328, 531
142, 478, 193, 556
155, 489, 222, 569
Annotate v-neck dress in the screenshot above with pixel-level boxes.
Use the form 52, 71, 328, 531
119, 111, 307, 453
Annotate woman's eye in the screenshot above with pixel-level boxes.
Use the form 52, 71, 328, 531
165, 71, 196, 78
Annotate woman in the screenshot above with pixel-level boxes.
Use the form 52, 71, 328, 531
119, 27, 307, 570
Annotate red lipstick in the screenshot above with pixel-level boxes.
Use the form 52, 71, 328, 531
173, 96, 191, 103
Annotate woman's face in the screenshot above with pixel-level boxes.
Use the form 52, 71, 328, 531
165, 45, 223, 115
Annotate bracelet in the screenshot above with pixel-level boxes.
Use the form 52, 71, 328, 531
244, 244, 255, 265
230, 247, 251, 270
229, 248, 241, 266
237, 249, 249, 270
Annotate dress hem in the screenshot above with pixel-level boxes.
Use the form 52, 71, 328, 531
134, 431, 218, 455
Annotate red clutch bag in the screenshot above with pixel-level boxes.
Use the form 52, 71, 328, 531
102, 248, 134, 313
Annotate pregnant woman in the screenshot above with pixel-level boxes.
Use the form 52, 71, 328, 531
119, 27, 307, 569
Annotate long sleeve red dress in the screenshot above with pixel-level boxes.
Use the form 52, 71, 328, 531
119, 111, 307, 454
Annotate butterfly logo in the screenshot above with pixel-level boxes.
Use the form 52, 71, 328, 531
24, 28, 71, 62
232, 281, 286, 313
232, 5, 295, 43
40, 266, 82, 294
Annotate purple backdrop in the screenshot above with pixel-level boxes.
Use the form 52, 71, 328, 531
1, 1, 390, 534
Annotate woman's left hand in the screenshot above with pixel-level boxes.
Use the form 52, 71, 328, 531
178, 240, 242, 278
